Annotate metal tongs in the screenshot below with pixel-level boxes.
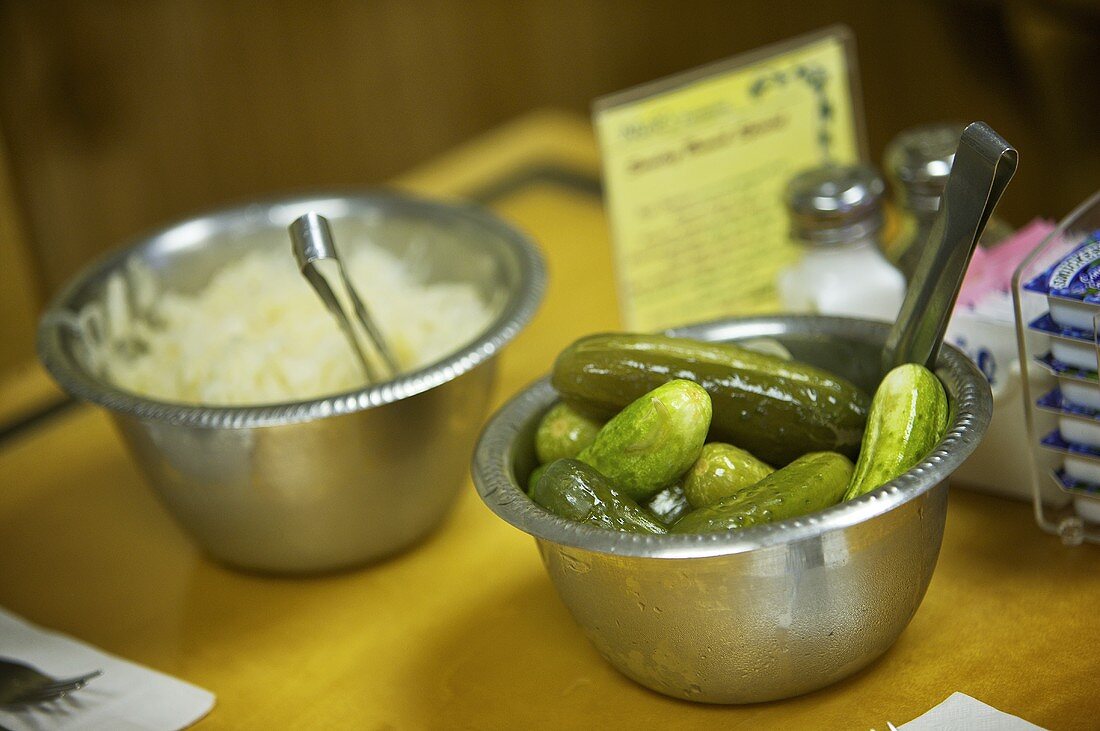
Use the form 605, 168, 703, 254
289, 212, 399, 384
882, 121, 1019, 374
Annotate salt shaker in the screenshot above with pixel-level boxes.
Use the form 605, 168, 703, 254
777, 163, 906, 322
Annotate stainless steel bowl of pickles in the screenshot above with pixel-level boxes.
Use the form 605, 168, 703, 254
471, 314, 992, 703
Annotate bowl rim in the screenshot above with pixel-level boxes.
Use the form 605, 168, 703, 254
471, 314, 993, 559
37, 189, 547, 428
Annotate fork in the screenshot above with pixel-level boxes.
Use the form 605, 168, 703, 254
0, 657, 102, 707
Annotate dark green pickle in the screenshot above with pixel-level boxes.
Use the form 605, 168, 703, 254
530, 459, 667, 535
551, 333, 870, 465
671, 451, 853, 534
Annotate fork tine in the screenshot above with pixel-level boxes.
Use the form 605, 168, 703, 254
34, 670, 101, 692
14, 684, 85, 704
9, 670, 102, 704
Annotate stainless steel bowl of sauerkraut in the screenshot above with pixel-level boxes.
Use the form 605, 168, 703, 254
38, 191, 545, 573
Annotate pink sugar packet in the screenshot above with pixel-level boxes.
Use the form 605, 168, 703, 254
957, 218, 1056, 310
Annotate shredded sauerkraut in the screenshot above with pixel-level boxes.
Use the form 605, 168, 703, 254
100, 241, 494, 405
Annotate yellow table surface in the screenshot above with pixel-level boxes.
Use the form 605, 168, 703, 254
2, 111, 1099, 730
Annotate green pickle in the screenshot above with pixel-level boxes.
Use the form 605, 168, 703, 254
576, 379, 711, 502
683, 442, 774, 508
671, 451, 853, 534
643, 482, 692, 525
552, 333, 870, 465
843, 363, 949, 500
530, 458, 667, 534
526, 463, 548, 495
534, 402, 603, 463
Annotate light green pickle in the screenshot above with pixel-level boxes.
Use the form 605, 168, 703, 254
843, 363, 949, 501
682, 442, 774, 508
534, 402, 603, 464
671, 451, 853, 534
643, 482, 692, 526
529, 459, 667, 534
576, 379, 712, 502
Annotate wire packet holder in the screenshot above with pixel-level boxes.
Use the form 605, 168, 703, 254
1014, 190, 1100, 545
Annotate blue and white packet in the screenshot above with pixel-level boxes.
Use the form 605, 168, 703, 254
1040, 429, 1100, 458
1034, 351, 1098, 381
1025, 231, 1100, 332
1036, 387, 1100, 419
1053, 468, 1100, 494
1024, 232, 1100, 301
1028, 313, 1094, 342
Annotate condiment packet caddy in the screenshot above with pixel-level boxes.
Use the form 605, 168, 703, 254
1025, 229, 1100, 519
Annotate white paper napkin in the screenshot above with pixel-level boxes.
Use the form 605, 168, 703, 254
898, 692, 1046, 730
0, 607, 214, 731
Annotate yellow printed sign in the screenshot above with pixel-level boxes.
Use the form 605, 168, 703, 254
594, 26, 865, 331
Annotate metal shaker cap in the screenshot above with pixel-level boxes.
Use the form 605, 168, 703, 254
884, 123, 965, 214
785, 163, 885, 246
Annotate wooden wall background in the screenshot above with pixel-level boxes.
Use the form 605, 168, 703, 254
1, 0, 1098, 372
